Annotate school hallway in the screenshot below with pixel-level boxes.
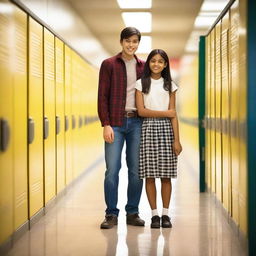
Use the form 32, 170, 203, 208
5, 137, 246, 256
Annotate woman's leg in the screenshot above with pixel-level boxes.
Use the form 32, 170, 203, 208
146, 178, 157, 210
147, 178, 160, 228
161, 178, 172, 209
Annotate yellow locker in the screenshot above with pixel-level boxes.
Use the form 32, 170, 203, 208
221, 12, 231, 213
55, 37, 65, 193
13, 6, 28, 230
28, 17, 44, 217
205, 35, 211, 189
64, 45, 73, 185
0, 3, 14, 244
210, 28, 216, 193
215, 22, 222, 202
44, 28, 56, 203
230, 1, 240, 225
238, 0, 247, 235
71, 52, 79, 178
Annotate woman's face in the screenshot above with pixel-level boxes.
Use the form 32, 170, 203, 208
149, 54, 167, 76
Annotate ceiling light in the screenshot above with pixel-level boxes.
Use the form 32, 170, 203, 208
137, 36, 151, 54
201, 1, 229, 12
121, 12, 152, 32
194, 16, 218, 28
0, 3, 13, 14
117, 0, 152, 9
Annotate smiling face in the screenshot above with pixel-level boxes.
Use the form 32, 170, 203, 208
120, 34, 140, 60
149, 53, 167, 79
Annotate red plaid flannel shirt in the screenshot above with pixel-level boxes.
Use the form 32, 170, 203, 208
98, 52, 145, 127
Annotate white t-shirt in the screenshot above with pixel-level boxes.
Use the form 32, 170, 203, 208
123, 57, 137, 111
135, 77, 178, 111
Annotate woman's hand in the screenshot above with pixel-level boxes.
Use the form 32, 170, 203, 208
167, 109, 176, 118
103, 125, 114, 143
172, 140, 182, 156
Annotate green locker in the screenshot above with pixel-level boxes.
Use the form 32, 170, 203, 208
44, 28, 56, 203
28, 17, 44, 217
55, 37, 65, 193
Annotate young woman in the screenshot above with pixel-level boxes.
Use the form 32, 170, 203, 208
135, 49, 182, 228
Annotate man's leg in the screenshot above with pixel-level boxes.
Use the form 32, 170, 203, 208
104, 126, 125, 216
125, 117, 143, 215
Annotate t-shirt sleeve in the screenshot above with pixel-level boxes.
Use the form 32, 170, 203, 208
135, 79, 142, 91
171, 80, 179, 92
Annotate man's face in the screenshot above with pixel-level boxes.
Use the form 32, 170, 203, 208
120, 35, 140, 57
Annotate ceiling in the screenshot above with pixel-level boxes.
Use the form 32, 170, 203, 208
64, 0, 204, 60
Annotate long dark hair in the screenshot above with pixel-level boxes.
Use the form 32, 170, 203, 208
141, 49, 172, 94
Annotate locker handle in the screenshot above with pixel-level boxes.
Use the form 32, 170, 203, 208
79, 116, 83, 128
65, 116, 69, 131
0, 118, 10, 152
72, 115, 76, 129
56, 116, 60, 135
28, 118, 35, 144
44, 117, 49, 139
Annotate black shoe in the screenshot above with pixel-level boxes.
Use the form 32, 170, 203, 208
126, 213, 145, 226
161, 215, 172, 228
151, 215, 160, 228
100, 215, 118, 229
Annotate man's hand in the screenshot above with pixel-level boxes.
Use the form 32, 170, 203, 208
103, 125, 114, 143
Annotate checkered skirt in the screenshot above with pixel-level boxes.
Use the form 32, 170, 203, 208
139, 118, 177, 179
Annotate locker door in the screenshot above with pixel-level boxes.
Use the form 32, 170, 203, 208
221, 12, 231, 213
71, 52, 79, 178
13, 7, 28, 230
55, 37, 65, 193
0, 4, 14, 244
215, 22, 222, 202
44, 28, 56, 203
205, 36, 211, 188
230, 2, 240, 225
238, 0, 247, 235
64, 45, 73, 185
28, 17, 44, 217
210, 28, 216, 193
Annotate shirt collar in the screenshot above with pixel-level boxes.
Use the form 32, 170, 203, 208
116, 52, 143, 65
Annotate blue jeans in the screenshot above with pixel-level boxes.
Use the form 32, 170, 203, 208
104, 117, 143, 216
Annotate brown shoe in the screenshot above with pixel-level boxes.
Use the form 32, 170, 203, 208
161, 215, 172, 228
126, 213, 145, 226
151, 215, 160, 229
100, 215, 118, 229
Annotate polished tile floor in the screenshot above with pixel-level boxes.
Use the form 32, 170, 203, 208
6, 143, 247, 256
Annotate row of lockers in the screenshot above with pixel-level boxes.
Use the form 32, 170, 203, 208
0, 4, 101, 245
205, 0, 247, 236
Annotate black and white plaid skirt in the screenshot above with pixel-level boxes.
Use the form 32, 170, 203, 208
139, 118, 177, 179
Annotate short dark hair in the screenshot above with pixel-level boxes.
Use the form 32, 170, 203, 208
120, 27, 141, 41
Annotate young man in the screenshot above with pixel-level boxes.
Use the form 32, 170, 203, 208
98, 27, 145, 229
